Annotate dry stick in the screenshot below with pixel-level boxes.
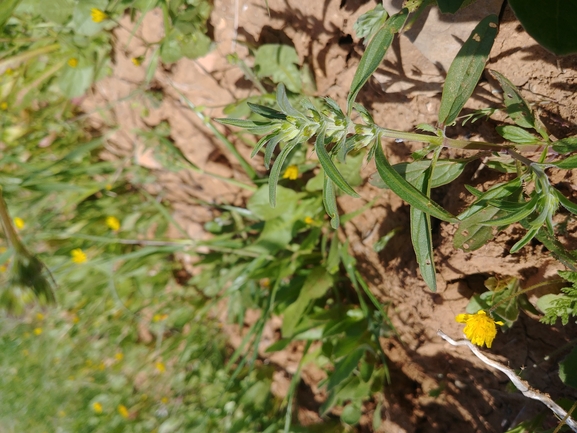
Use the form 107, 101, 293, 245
437, 330, 577, 432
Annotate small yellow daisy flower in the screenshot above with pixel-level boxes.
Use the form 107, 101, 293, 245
92, 402, 103, 414
71, 248, 87, 264
155, 361, 166, 373
106, 216, 120, 231
0, 102, 7, 110
90, 8, 107, 23
33, 327, 42, 336
118, 404, 129, 418
282, 165, 299, 180
455, 310, 504, 348
67, 58, 78, 68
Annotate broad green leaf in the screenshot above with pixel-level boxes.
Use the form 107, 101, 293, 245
437, 0, 467, 13
454, 206, 507, 251
315, 129, 359, 197
254, 45, 302, 93
489, 70, 536, 130
57, 64, 94, 98
374, 139, 456, 222
458, 177, 524, 220
496, 125, 540, 144
252, 216, 294, 253
555, 154, 577, 169
347, 9, 408, 114
481, 195, 538, 226
552, 136, 577, 154
36, 0, 74, 24
0, 0, 21, 28
247, 184, 298, 220
281, 267, 333, 337
509, 0, 577, 55
327, 348, 364, 391
438, 15, 498, 126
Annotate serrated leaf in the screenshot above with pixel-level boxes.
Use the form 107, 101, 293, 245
374, 139, 456, 222
438, 15, 498, 126
496, 125, 540, 144
315, 129, 359, 197
509, 0, 577, 55
347, 9, 408, 114
255, 45, 302, 93
489, 70, 537, 130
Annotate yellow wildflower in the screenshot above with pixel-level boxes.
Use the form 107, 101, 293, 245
161, 397, 168, 404
5, 68, 13, 75
0, 264, 6, 273
92, 402, 103, 414
114, 352, 124, 361
90, 8, 107, 23
13, 217, 24, 229
155, 361, 166, 373
152, 313, 168, 322
455, 310, 504, 348
282, 165, 299, 180
118, 404, 129, 419
304, 216, 314, 225
72, 315, 80, 324
36, 312, 44, 320
106, 216, 120, 231
67, 58, 78, 68
33, 327, 42, 336
0, 102, 7, 110
71, 248, 87, 264
131, 57, 142, 66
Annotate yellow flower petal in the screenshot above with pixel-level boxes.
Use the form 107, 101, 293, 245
282, 165, 299, 180
90, 8, 107, 23
67, 58, 78, 68
13, 217, 25, 229
92, 402, 103, 414
71, 248, 87, 264
155, 361, 166, 373
118, 404, 129, 418
455, 310, 503, 348
106, 216, 120, 231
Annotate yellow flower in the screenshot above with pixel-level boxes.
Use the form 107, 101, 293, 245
118, 404, 129, 418
304, 216, 314, 225
131, 57, 142, 66
282, 165, 299, 180
114, 352, 124, 361
36, 312, 44, 320
0, 102, 7, 110
152, 313, 168, 323
106, 216, 120, 231
67, 58, 78, 68
33, 327, 42, 336
160, 397, 168, 404
13, 217, 24, 229
92, 402, 103, 414
71, 248, 87, 264
90, 8, 107, 23
155, 361, 166, 373
5, 68, 13, 75
455, 310, 504, 348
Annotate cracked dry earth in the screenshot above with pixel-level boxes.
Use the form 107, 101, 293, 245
82, 1, 577, 431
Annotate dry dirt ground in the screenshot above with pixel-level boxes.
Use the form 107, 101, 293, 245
82, 1, 577, 431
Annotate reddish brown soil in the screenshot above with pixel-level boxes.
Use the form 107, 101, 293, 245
82, 1, 577, 431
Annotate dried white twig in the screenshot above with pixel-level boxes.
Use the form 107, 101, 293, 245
437, 329, 577, 432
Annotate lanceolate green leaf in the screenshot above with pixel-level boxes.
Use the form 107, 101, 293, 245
323, 175, 340, 229
276, 83, 303, 118
510, 226, 540, 253
374, 138, 456, 222
489, 70, 537, 131
481, 194, 538, 226
315, 129, 360, 198
410, 183, 437, 291
247, 102, 287, 120
269, 138, 300, 207
347, 9, 408, 114
555, 188, 577, 215
438, 15, 498, 126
